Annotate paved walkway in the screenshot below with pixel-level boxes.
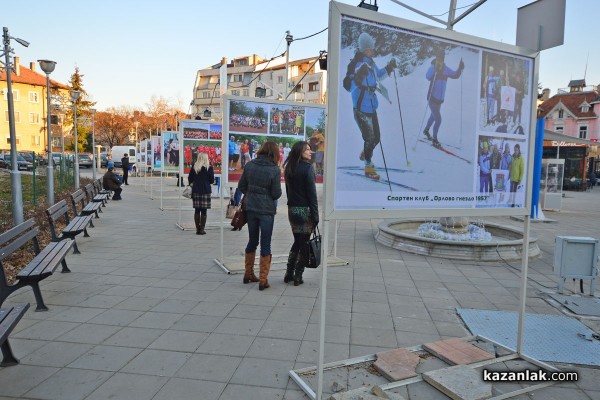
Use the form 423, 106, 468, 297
1, 174, 599, 400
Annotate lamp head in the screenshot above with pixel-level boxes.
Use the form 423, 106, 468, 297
38, 59, 56, 74
14, 37, 29, 47
69, 90, 80, 101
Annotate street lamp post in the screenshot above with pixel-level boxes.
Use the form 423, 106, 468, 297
38, 59, 57, 206
2, 27, 29, 225
70, 90, 81, 188
90, 108, 97, 180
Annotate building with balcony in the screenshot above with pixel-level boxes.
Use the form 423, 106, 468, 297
191, 54, 327, 121
0, 57, 70, 154
538, 80, 600, 190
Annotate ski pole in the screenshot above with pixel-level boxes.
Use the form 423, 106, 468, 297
368, 95, 392, 193
412, 65, 438, 151
393, 69, 411, 166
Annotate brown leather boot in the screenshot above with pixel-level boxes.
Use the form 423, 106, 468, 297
258, 254, 272, 291
243, 252, 258, 284
199, 215, 207, 235
194, 214, 201, 235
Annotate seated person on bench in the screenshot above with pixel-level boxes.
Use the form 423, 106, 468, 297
103, 163, 123, 200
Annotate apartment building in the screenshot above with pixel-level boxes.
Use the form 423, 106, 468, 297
0, 57, 70, 154
191, 54, 327, 120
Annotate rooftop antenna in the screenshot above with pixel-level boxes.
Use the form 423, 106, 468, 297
583, 51, 589, 81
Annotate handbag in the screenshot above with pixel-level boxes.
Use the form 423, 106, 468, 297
182, 185, 192, 199
226, 201, 238, 219
306, 225, 322, 269
230, 196, 247, 229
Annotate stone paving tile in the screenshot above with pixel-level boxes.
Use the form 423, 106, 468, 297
230, 357, 293, 389
21, 341, 93, 367
121, 349, 191, 376
351, 301, 391, 316
351, 326, 398, 348
12, 320, 80, 341
188, 301, 237, 316
214, 317, 266, 336
152, 378, 225, 400
0, 365, 59, 397
111, 296, 163, 311
176, 354, 242, 382
59, 323, 122, 344
196, 333, 255, 357
23, 368, 112, 400
85, 372, 169, 400
259, 320, 308, 341
67, 345, 142, 371
217, 384, 285, 400
148, 330, 209, 352
304, 324, 351, 344
171, 314, 224, 332
87, 309, 144, 326
101, 326, 164, 348
128, 311, 183, 329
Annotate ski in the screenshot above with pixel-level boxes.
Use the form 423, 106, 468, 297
417, 138, 472, 164
338, 165, 423, 174
344, 172, 418, 191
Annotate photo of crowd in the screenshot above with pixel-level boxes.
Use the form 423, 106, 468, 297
183, 127, 208, 139
229, 100, 268, 134
227, 133, 303, 175
209, 125, 222, 140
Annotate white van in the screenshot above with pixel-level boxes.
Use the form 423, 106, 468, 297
110, 146, 137, 175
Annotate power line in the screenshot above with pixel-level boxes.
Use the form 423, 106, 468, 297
431, 1, 479, 17
293, 27, 328, 42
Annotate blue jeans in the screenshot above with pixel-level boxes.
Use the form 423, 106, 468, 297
245, 211, 274, 256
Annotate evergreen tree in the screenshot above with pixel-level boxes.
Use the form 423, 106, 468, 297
65, 67, 97, 152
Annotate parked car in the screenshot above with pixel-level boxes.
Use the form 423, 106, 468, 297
0, 154, 7, 169
18, 151, 45, 166
67, 153, 93, 168
2, 154, 33, 171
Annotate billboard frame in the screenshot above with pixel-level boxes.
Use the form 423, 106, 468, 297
324, 1, 540, 221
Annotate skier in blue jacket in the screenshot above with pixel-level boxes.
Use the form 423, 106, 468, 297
423, 49, 464, 147
350, 32, 396, 180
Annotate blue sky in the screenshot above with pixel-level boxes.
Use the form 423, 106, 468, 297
5, 0, 597, 111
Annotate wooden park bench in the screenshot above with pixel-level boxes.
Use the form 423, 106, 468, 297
86, 182, 109, 205
0, 218, 74, 311
46, 200, 93, 255
94, 179, 112, 200
71, 188, 102, 222
1, 303, 30, 366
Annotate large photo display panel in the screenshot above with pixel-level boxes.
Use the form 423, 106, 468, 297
328, 4, 536, 216
180, 120, 223, 174
224, 97, 326, 183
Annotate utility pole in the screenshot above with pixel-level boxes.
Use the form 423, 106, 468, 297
285, 30, 293, 98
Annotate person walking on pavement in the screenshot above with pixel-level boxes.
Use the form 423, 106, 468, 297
121, 153, 130, 185
238, 142, 282, 290
508, 143, 524, 207
422, 49, 464, 147
283, 141, 319, 286
188, 152, 214, 235
349, 32, 396, 181
103, 163, 123, 200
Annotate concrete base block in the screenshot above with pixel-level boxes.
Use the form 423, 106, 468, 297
423, 365, 492, 400
423, 338, 495, 365
374, 348, 420, 381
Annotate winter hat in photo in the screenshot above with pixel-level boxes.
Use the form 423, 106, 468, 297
358, 32, 375, 52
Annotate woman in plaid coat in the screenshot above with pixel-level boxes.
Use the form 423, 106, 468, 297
188, 152, 214, 235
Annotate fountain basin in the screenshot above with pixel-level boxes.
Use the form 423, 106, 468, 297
376, 219, 540, 262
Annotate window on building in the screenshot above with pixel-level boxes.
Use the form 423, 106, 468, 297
555, 126, 563, 133
29, 91, 39, 103
309, 82, 319, 92
3, 89, 19, 101
6, 137, 20, 145
29, 113, 40, 124
581, 105, 589, 112
233, 74, 243, 83
203, 91, 211, 99
558, 109, 564, 119
294, 84, 303, 93
232, 90, 240, 96
5, 111, 20, 122
243, 89, 249, 97
278, 76, 284, 84
236, 59, 248, 66
579, 125, 588, 139
31, 135, 41, 145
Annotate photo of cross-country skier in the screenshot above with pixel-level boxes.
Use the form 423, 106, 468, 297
334, 16, 482, 209
479, 51, 532, 136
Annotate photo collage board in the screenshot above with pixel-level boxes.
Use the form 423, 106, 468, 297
180, 120, 223, 174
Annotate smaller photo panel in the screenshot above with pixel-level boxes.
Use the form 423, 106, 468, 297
183, 139, 222, 173
162, 132, 180, 171
183, 125, 208, 139
269, 106, 306, 136
229, 100, 268, 134
479, 50, 533, 136
209, 124, 223, 140
476, 135, 527, 208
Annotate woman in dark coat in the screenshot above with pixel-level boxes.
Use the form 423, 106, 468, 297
283, 141, 318, 286
188, 152, 214, 235
238, 141, 282, 290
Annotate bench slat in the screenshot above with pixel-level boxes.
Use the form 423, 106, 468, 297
0, 304, 29, 344
17, 240, 74, 279
0, 226, 39, 262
